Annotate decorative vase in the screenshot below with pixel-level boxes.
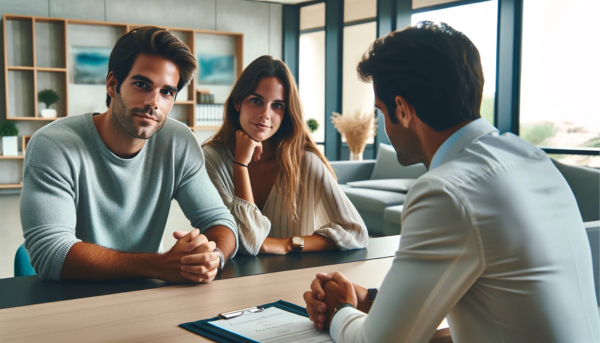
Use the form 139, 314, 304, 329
1, 136, 18, 156
40, 108, 57, 118
350, 151, 363, 161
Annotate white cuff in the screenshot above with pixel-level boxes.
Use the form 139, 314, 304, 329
329, 306, 365, 342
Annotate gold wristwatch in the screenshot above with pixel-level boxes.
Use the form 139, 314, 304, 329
292, 236, 304, 253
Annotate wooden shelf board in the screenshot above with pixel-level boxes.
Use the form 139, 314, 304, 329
3, 15, 32, 21
34, 18, 66, 24
0, 155, 24, 160
6, 116, 62, 121
8, 67, 67, 72
0, 184, 22, 189
7, 66, 34, 70
194, 28, 243, 37
66, 19, 128, 27
174, 100, 194, 105
192, 126, 221, 131
37, 67, 67, 72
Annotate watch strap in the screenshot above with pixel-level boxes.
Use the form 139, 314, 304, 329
368, 288, 378, 304
213, 248, 225, 270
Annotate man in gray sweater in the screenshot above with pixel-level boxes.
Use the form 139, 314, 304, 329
20, 27, 238, 283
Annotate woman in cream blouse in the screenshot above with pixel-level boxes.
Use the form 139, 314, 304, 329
202, 55, 368, 255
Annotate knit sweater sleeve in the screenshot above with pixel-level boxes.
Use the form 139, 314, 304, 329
20, 134, 81, 281
174, 138, 239, 258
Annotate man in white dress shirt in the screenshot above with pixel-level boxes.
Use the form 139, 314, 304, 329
303, 21, 600, 342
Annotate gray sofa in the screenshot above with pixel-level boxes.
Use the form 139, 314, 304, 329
331, 143, 600, 237
330, 144, 426, 236
551, 159, 600, 223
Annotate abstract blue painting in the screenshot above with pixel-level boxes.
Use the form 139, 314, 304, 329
197, 54, 235, 85
73, 47, 111, 85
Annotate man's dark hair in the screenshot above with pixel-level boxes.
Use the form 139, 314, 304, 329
105, 26, 197, 107
357, 21, 484, 131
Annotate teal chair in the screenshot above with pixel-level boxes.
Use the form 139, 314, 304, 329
14, 244, 36, 277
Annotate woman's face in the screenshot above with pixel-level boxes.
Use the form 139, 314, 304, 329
236, 76, 286, 142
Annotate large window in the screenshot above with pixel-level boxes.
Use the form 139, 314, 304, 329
412, 0, 498, 125
342, 21, 376, 117
341, 0, 378, 149
299, 3, 326, 146
342, 10, 377, 145
520, 0, 600, 168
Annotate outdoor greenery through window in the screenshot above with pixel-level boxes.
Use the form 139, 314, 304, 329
411, 0, 498, 126
520, 0, 600, 168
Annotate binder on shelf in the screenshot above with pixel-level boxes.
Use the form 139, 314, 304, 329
179, 300, 317, 343
195, 103, 224, 128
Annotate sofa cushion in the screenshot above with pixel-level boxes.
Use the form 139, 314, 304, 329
340, 184, 406, 213
371, 144, 428, 180
347, 179, 415, 193
384, 205, 404, 225
552, 159, 600, 222
357, 209, 387, 236
383, 205, 404, 236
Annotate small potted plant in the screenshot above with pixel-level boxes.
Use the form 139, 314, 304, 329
38, 89, 60, 118
0, 121, 19, 156
306, 118, 319, 133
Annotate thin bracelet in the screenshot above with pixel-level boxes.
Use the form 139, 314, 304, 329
233, 161, 248, 168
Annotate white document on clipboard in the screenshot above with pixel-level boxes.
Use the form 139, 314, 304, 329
208, 307, 334, 343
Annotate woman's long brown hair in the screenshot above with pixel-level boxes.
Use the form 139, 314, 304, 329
203, 55, 336, 222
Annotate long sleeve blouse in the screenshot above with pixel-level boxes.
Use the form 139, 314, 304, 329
202, 145, 368, 255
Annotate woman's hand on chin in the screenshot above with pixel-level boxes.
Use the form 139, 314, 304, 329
259, 237, 293, 255
235, 130, 263, 165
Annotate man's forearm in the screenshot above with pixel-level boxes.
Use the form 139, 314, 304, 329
61, 242, 158, 281
203, 225, 236, 261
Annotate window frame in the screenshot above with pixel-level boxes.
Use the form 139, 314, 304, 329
284, 0, 600, 161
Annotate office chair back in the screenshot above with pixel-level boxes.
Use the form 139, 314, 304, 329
14, 244, 36, 277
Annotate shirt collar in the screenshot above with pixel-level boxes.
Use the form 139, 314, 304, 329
429, 118, 499, 170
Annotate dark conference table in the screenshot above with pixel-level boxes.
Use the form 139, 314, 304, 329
0, 236, 452, 342
0, 236, 400, 310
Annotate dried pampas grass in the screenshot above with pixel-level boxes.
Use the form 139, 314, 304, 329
331, 109, 377, 156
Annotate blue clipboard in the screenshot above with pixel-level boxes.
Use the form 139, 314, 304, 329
179, 300, 310, 343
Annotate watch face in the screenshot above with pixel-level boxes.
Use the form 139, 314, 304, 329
292, 236, 303, 245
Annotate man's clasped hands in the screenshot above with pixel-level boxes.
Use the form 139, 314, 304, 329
303, 272, 374, 329
161, 229, 220, 283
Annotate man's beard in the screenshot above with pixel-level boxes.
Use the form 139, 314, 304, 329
111, 93, 166, 140
392, 124, 426, 166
